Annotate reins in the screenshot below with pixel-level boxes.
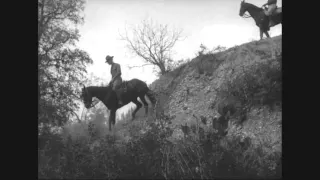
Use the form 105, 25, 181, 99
80, 99, 100, 122
242, 13, 251, 18
89, 99, 100, 108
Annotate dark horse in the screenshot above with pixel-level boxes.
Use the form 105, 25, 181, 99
239, 0, 282, 40
81, 78, 157, 131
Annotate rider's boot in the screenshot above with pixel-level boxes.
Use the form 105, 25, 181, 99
268, 15, 274, 27
116, 90, 123, 106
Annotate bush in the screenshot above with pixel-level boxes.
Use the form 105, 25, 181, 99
215, 57, 282, 124
39, 111, 281, 179
192, 44, 226, 76
190, 53, 223, 77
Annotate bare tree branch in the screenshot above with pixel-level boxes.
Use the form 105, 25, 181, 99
119, 18, 184, 75
126, 63, 154, 70
70, 110, 82, 123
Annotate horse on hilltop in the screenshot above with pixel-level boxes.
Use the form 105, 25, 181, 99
239, 0, 282, 40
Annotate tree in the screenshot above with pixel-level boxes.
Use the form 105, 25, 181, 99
120, 18, 185, 75
38, 0, 93, 129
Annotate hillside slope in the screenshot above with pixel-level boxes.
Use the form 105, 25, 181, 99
150, 35, 282, 166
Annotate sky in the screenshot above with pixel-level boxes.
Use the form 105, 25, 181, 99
76, 0, 282, 117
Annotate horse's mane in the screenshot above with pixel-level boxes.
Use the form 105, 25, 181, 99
86, 86, 111, 94
85, 78, 138, 96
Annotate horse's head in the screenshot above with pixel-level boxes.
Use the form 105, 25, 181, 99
81, 85, 93, 109
239, 0, 248, 16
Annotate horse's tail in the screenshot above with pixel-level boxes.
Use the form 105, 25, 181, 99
145, 88, 157, 107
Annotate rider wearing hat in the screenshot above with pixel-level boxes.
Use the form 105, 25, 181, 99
105, 55, 123, 106
262, 0, 277, 26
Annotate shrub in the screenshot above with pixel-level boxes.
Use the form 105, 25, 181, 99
193, 44, 226, 76
39, 111, 281, 179
215, 57, 282, 123
192, 54, 223, 76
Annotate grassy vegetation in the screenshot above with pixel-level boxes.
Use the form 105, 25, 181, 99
39, 109, 281, 179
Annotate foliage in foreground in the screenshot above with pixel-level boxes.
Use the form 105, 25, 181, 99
38, 0, 93, 127
39, 112, 282, 179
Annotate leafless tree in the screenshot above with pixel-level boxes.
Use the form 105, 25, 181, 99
119, 18, 185, 75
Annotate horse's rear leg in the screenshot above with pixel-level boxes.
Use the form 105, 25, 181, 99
108, 113, 112, 131
131, 99, 142, 120
145, 89, 157, 113
108, 110, 116, 131
139, 95, 149, 116
264, 31, 270, 38
260, 29, 263, 40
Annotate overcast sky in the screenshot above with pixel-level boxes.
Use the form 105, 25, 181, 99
76, 0, 282, 116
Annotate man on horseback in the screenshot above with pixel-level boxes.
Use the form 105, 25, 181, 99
105, 55, 124, 106
262, 0, 277, 27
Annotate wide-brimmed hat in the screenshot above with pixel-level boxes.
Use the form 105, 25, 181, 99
105, 55, 114, 62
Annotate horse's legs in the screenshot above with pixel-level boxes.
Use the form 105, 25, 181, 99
111, 109, 116, 125
108, 110, 116, 131
108, 111, 112, 131
131, 99, 142, 120
139, 95, 149, 116
145, 89, 157, 113
260, 29, 263, 40
265, 31, 270, 38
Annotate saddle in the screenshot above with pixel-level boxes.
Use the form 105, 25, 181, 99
274, 6, 282, 14
264, 6, 282, 16
119, 81, 130, 93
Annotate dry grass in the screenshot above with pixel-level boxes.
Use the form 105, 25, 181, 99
39, 109, 282, 179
